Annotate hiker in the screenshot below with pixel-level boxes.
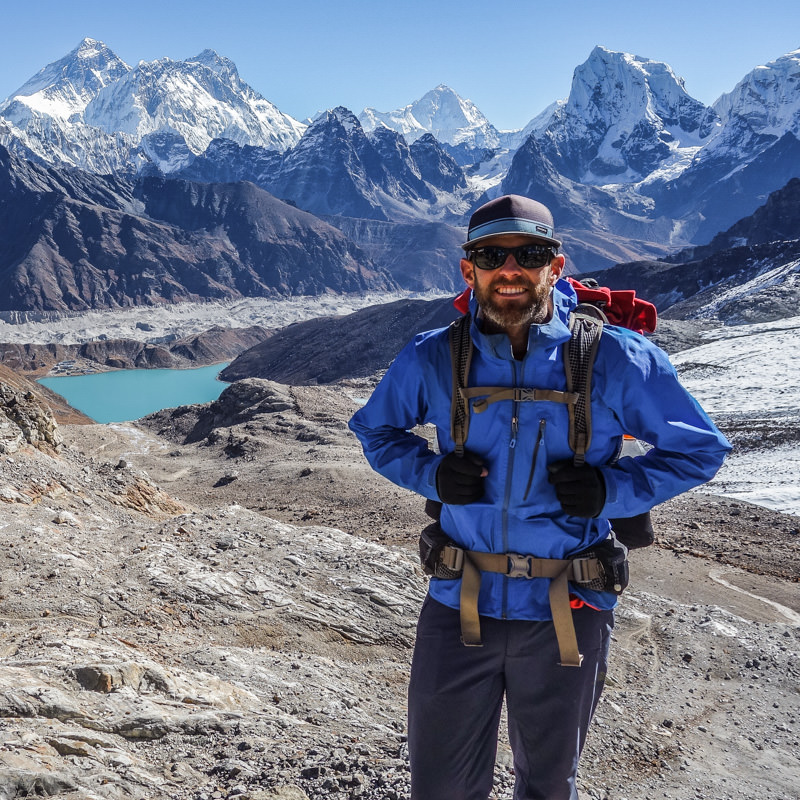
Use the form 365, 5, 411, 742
348, 194, 731, 800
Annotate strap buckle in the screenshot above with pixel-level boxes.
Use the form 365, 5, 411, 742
570, 556, 601, 584
440, 544, 465, 573
506, 553, 532, 578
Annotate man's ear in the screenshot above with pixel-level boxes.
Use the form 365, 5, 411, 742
549, 254, 566, 285
460, 257, 476, 289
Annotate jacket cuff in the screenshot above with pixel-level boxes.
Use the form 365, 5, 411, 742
425, 455, 444, 502
599, 465, 619, 511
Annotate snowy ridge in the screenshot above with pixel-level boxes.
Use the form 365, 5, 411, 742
713, 48, 800, 133
538, 46, 718, 185
84, 50, 306, 154
0, 38, 306, 174
359, 84, 502, 148
704, 48, 800, 166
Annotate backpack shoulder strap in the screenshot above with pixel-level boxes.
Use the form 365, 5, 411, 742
447, 308, 604, 465
565, 311, 604, 465
449, 313, 473, 456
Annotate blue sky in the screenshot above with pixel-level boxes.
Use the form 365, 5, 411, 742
1, 0, 798, 131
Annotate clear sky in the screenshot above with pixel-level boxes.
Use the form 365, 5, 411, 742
1, 0, 798, 131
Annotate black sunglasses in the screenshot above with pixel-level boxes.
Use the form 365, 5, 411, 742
469, 244, 555, 270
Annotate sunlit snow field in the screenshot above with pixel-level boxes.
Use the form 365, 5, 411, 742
671, 316, 800, 515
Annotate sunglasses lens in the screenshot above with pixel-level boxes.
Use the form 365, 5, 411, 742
472, 247, 507, 269
472, 245, 552, 270
515, 246, 551, 269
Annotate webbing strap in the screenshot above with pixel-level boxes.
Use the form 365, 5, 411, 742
458, 551, 602, 666
461, 386, 578, 414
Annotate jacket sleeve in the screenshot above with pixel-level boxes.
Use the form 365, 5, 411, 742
348, 334, 445, 501
596, 331, 732, 518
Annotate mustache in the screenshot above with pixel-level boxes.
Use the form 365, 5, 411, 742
489, 276, 535, 287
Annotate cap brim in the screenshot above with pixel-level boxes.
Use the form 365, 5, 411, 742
461, 232, 561, 251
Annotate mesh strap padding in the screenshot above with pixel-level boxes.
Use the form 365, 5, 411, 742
565, 313, 604, 465
449, 314, 473, 456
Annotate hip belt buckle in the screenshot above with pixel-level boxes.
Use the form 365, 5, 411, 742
571, 556, 600, 585
440, 544, 465, 573
507, 553, 532, 578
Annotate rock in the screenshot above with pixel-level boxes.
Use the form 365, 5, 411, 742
0, 379, 63, 454
249, 787, 310, 800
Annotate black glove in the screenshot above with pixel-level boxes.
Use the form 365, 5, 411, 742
547, 460, 606, 518
436, 451, 486, 505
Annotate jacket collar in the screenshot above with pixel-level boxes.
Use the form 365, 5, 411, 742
467, 279, 576, 361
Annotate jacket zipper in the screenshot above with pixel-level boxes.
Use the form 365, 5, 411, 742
501, 360, 520, 620
524, 419, 547, 499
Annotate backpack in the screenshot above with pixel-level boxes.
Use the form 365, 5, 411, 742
433, 279, 657, 550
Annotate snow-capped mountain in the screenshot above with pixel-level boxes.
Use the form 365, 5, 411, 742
642, 48, 800, 242
536, 46, 719, 185
713, 48, 800, 139
359, 84, 502, 150
0, 39, 306, 174
0, 38, 141, 173
83, 49, 306, 154
1, 38, 130, 123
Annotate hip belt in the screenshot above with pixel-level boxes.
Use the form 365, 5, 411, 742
436, 544, 607, 668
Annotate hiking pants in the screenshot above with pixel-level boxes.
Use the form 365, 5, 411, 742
408, 595, 613, 800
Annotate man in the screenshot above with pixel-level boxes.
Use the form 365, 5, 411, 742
348, 194, 731, 800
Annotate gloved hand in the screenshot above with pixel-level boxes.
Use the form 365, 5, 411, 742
547, 460, 606, 518
436, 451, 487, 504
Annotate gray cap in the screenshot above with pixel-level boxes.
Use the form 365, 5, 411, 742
462, 194, 561, 250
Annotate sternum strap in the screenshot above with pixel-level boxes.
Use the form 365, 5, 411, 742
461, 386, 578, 414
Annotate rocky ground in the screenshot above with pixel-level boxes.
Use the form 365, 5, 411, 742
0, 375, 798, 800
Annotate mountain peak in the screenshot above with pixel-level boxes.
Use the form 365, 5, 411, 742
1, 38, 131, 122
538, 45, 715, 183
73, 37, 111, 57
359, 85, 498, 149
713, 47, 800, 128
188, 49, 240, 79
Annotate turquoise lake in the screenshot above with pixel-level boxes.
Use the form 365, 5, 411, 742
38, 363, 230, 423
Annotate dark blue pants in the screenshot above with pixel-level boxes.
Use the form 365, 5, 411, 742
408, 596, 613, 800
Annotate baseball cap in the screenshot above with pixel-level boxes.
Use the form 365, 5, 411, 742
462, 194, 561, 250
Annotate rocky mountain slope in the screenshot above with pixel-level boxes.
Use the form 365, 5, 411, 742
219, 298, 459, 384
1, 373, 797, 800
0, 146, 394, 312
586, 178, 800, 323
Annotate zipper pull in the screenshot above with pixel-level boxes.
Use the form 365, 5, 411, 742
510, 416, 519, 448
523, 419, 548, 500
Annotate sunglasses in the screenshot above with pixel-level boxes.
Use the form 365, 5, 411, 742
469, 244, 555, 271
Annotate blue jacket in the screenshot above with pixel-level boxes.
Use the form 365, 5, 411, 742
349, 280, 731, 620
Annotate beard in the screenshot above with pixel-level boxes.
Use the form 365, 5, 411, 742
473, 268, 553, 329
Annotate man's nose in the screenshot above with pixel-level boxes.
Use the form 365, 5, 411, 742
497, 253, 524, 272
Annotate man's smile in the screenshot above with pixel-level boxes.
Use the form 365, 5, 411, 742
495, 286, 527, 296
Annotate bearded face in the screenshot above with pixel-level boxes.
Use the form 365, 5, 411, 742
472, 262, 554, 329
